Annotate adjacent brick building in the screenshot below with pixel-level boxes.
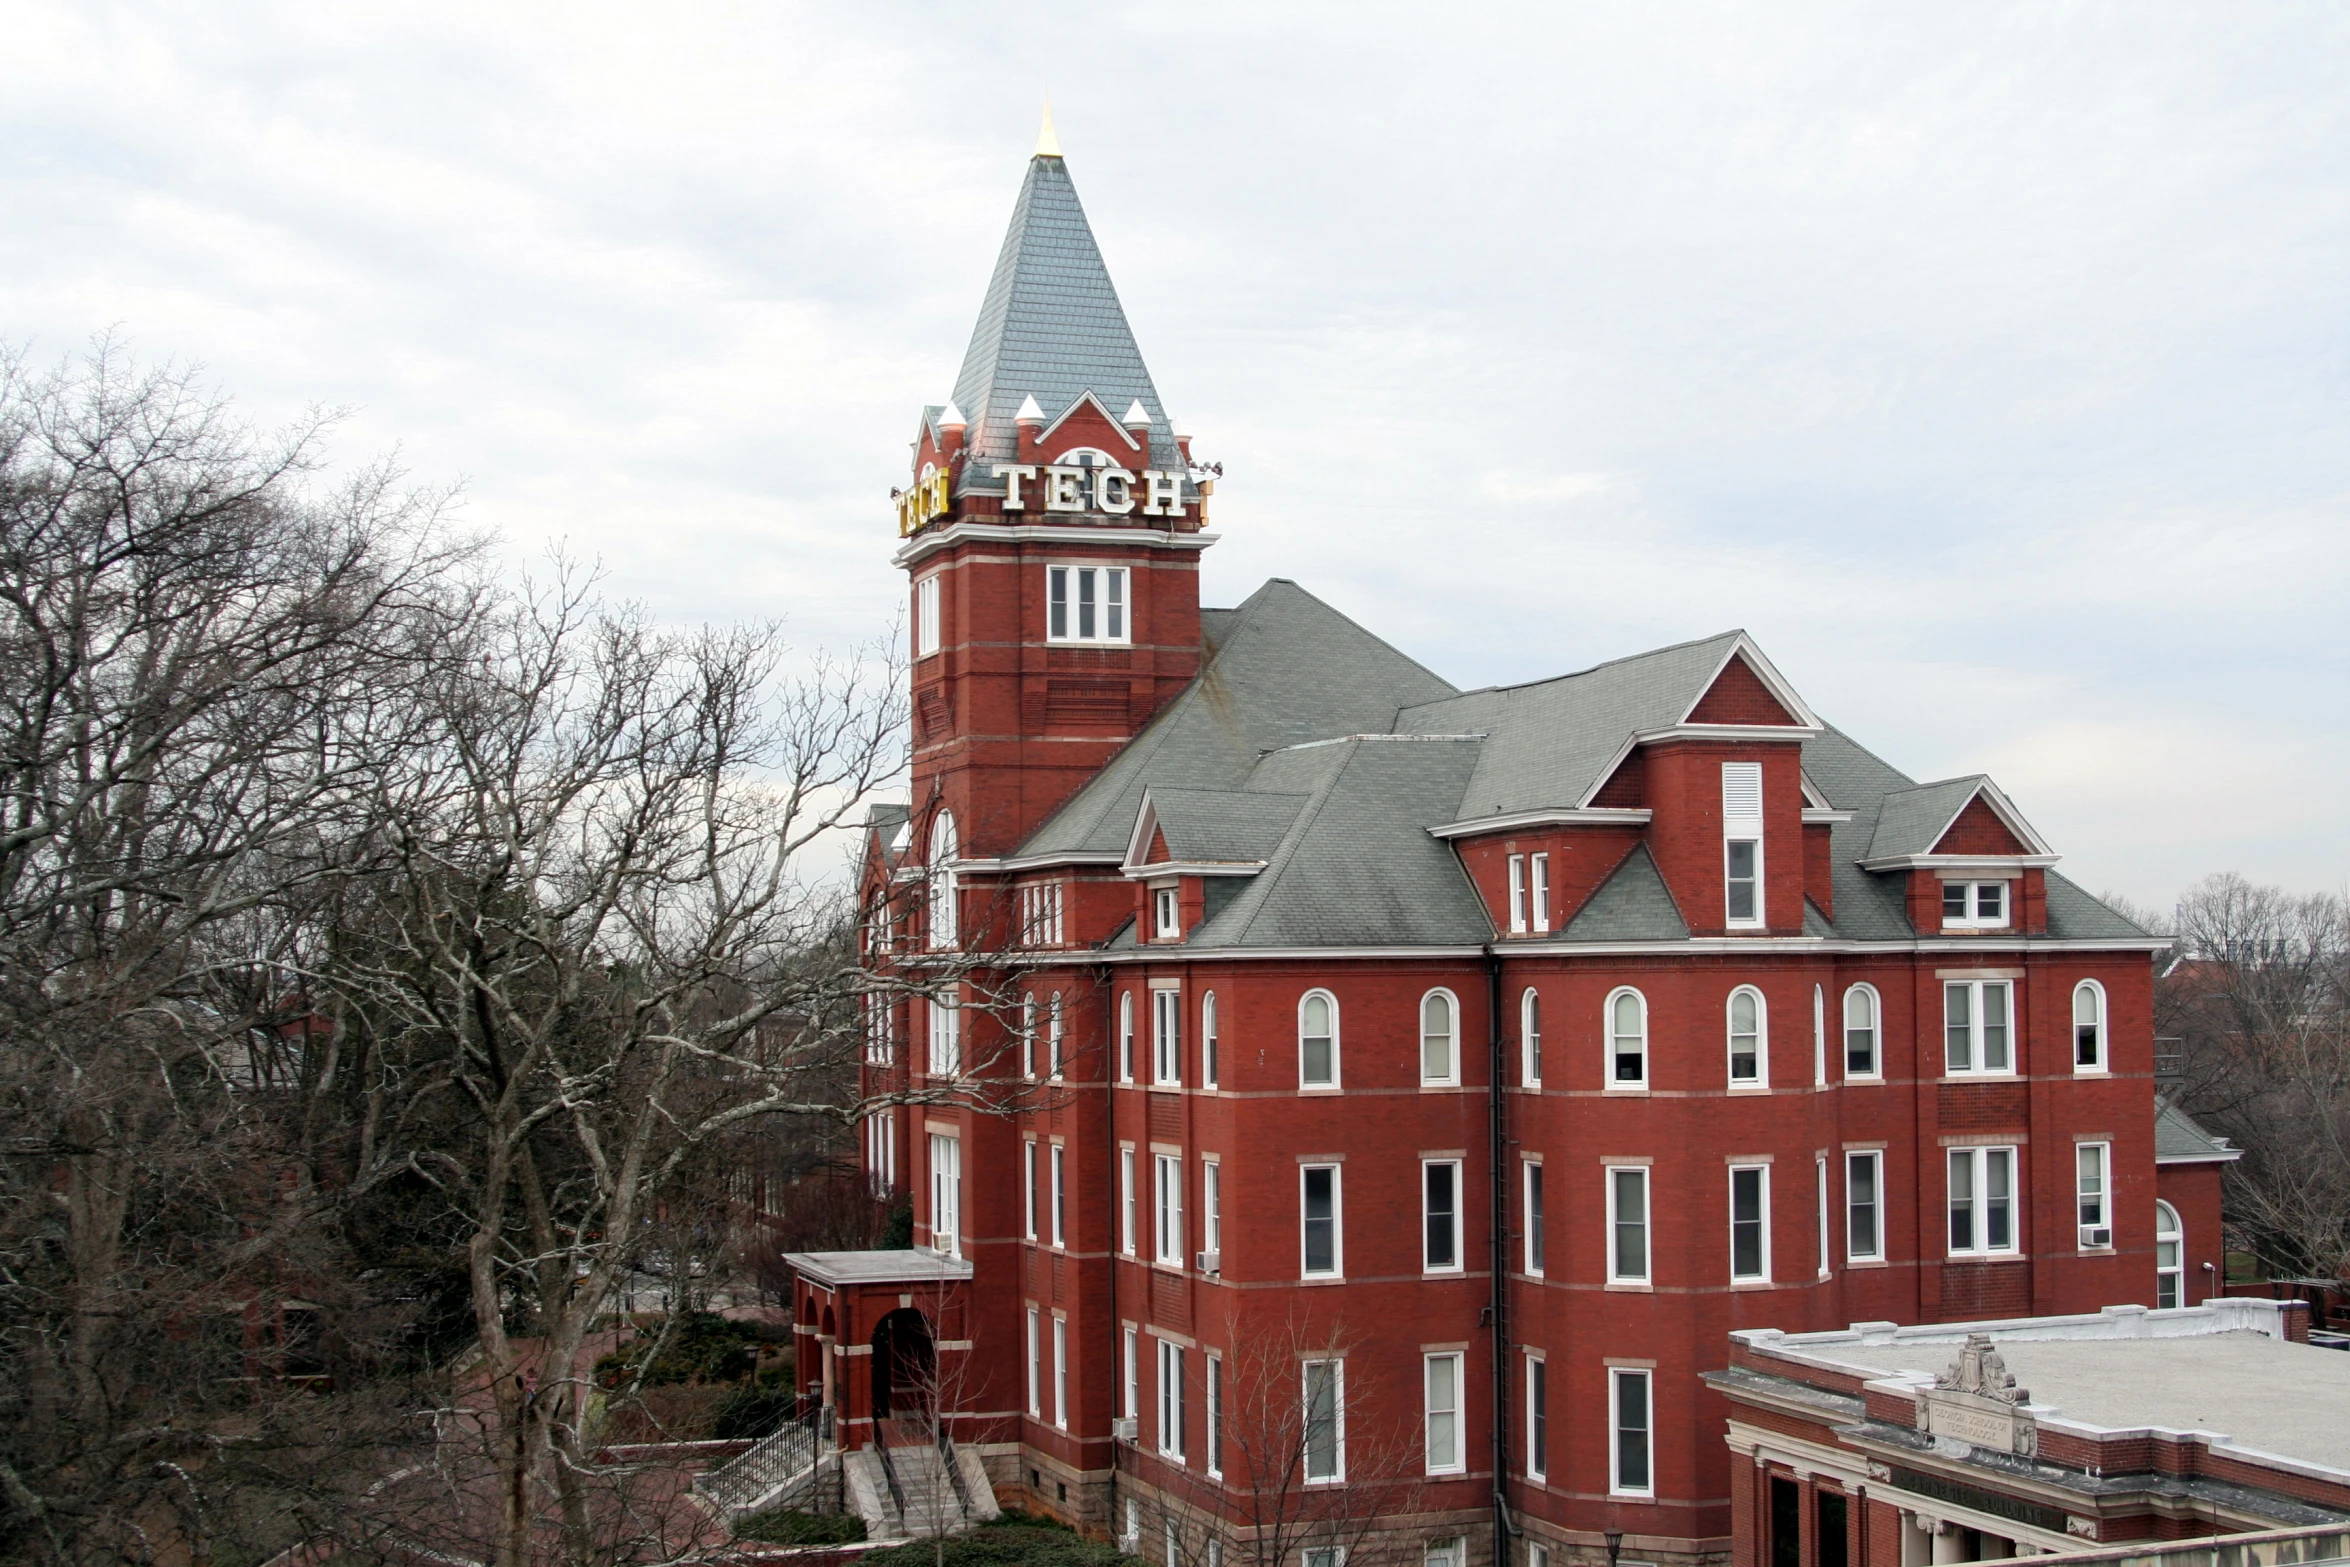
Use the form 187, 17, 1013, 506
799, 127, 2195, 1567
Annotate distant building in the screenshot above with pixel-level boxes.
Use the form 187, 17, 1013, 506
798, 125, 2190, 1567
1708, 1299, 2349, 1566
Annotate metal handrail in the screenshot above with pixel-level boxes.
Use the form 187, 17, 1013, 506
936, 1427, 974, 1523
873, 1434, 908, 1525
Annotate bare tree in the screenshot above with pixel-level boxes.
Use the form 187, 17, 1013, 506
2159, 874, 2350, 1283
1143, 1310, 1431, 1567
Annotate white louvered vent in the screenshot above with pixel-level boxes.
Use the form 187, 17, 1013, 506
1721, 762, 1764, 823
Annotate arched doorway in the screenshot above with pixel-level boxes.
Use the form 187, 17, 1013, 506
870, 1308, 935, 1432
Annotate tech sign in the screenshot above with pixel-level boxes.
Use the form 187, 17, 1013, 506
896, 461, 1188, 536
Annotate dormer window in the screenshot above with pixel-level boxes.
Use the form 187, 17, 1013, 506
1047, 565, 1128, 644
1942, 880, 2010, 929
1722, 763, 1764, 928
1153, 884, 1181, 940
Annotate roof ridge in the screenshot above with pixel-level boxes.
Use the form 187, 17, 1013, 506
1402, 628, 1746, 708
1225, 739, 1366, 947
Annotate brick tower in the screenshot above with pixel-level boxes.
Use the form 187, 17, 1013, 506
893, 111, 1213, 863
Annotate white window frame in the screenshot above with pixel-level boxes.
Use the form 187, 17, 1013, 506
927, 811, 957, 949
1422, 1158, 1463, 1274
1302, 1359, 1345, 1484
1020, 993, 1036, 1079
1420, 987, 1461, 1086
1153, 984, 1182, 1086
2076, 1141, 2112, 1250
1120, 1147, 1137, 1255
1842, 984, 1882, 1080
1607, 986, 1649, 1090
1727, 985, 1768, 1087
1206, 1352, 1224, 1478
1423, 1351, 1465, 1475
1525, 1352, 1549, 1480
2073, 979, 2108, 1073
1299, 989, 1340, 1090
1202, 1156, 1222, 1263
1052, 1314, 1068, 1429
1816, 1154, 1831, 1279
1813, 984, 1827, 1087
1942, 878, 2012, 930
1944, 980, 2016, 1076
1154, 884, 1181, 941
1051, 1142, 1067, 1248
1202, 991, 1219, 1088
1048, 992, 1064, 1079
1729, 1162, 1771, 1282
1723, 760, 1765, 929
1301, 1162, 1343, 1278
1845, 1150, 1883, 1263
927, 995, 960, 1077
1026, 1306, 1041, 1416
1023, 1139, 1037, 1241
1157, 1338, 1185, 1460
1610, 1367, 1654, 1497
1508, 854, 1527, 934
1123, 1326, 1139, 1419
914, 573, 942, 658
1523, 1158, 1545, 1276
1521, 986, 1543, 1087
929, 1132, 962, 1259
1155, 1152, 1185, 1266
1948, 1145, 2020, 1257
1119, 991, 1135, 1082
2155, 1200, 2184, 1309
1531, 851, 1551, 933
1608, 1164, 1651, 1285
1045, 562, 1130, 646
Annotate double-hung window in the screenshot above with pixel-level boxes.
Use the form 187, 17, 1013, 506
1023, 1140, 1038, 1240
1123, 1327, 1139, 1420
2073, 980, 2107, 1071
1302, 1360, 1344, 1483
1299, 992, 1338, 1089
1155, 1153, 1184, 1266
1153, 986, 1182, 1085
1948, 1146, 2019, 1256
1052, 1317, 1068, 1429
2077, 1142, 2112, 1249
1609, 987, 1648, 1088
1728, 986, 1767, 1086
1301, 1164, 1341, 1277
1845, 1151, 1883, 1263
1047, 993, 1063, 1078
1051, 1144, 1067, 1247
1723, 761, 1764, 927
1508, 854, 1528, 934
1020, 994, 1036, 1079
1943, 879, 2010, 929
1026, 1308, 1041, 1416
928, 995, 961, 1076
1945, 980, 2014, 1075
1609, 1165, 1651, 1284
1119, 992, 1135, 1082
1201, 991, 1219, 1088
1816, 1154, 1831, 1278
1423, 1160, 1461, 1272
1523, 1160, 1545, 1275
1610, 1368, 1653, 1496
929, 1133, 962, 1258
1531, 852, 1551, 932
2156, 1202, 2184, 1308
1153, 885, 1181, 941
1424, 1352, 1464, 1474
1522, 988, 1543, 1085
1730, 1164, 1770, 1282
914, 574, 941, 657
1046, 564, 1128, 644
1202, 1158, 1222, 1267
1421, 990, 1460, 1085
1120, 1148, 1137, 1255
1843, 985, 1880, 1078
1206, 1354, 1224, 1477
1525, 1354, 1549, 1480
1157, 1339, 1185, 1459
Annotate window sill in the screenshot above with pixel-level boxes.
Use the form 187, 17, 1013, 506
1605, 1084, 1650, 1094
1297, 1084, 1342, 1094
1605, 1280, 1653, 1293
1731, 1278, 1774, 1290
1845, 1257, 1889, 1269
1298, 1274, 1346, 1286
1943, 1072, 2022, 1083
1947, 1252, 2027, 1264
2072, 1067, 2110, 1077
1727, 1084, 1771, 1095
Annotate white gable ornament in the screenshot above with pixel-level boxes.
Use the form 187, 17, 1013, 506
1916, 1335, 2037, 1458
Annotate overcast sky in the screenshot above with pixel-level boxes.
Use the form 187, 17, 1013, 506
5, 2, 2345, 908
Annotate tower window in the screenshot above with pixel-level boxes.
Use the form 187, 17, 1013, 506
1942, 880, 2011, 929
1046, 565, 1129, 644
915, 574, 941, 658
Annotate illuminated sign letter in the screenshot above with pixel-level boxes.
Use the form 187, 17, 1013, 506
1140, 470, 1185, 519
1043, 466, 1086, 512
993, 464, 1039, 510
1095, 466, 1136, 515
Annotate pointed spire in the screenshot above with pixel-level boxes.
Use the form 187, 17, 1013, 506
1015, 394, 1045, 424
940, 402, 967, 430
1121, 399, 1151, 428
1035, 99, 1062, 160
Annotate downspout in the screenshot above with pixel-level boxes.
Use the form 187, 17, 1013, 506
1099, 961, 1120, 1546
1486, 943, 1516, 1564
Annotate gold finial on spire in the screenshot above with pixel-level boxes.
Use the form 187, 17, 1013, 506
1035, 98, 1062, 159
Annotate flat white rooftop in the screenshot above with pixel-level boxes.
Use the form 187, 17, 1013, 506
783, 1249, 974, 1289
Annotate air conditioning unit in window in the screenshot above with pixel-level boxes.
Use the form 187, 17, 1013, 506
1112, 1416, 1138, 1443
1197, 1249, 1221, 1275
2081, 1226, 2112, 1249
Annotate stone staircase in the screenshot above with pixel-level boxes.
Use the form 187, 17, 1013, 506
692, 1417, 825, 1519
843, 1443, 1000, 1540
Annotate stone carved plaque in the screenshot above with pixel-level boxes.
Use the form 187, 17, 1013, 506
1916, 1334, 2037, 1458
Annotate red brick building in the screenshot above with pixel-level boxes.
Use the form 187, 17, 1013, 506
805, 128, 2187, 1567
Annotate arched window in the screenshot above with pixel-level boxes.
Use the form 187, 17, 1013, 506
1608, 988, 1648, 1088
2155, 1201, 2184, 1309
1202, 991, 1219, 1089
1021, 993, 1037, 1080
927, 810, 958, 949
1118, 991, 1135, 1083
1047, 993, 1064, 1079
2073, 980, 2108, 1072
1299, 991, 1339, 1089
1728, 987, 1767, 1086
1521, 988, 1543, 1086
1843, 985, 1881, 1078
1421, 990, 1460, 1085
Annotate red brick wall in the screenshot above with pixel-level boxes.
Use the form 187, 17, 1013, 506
1930, 797, 2029, 857
1687, 656, 1801, 726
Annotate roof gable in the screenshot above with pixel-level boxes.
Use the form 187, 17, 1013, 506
1932, 795, 2030, 856
1559, 844, 1690, 942
1865, 776, 2054, 863
1686, 651, 1803, 725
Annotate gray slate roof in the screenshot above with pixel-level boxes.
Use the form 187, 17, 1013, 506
950, 154, 1184, 485
2155, 1097, 2240, 1163
1867, 777, 1991, 860
1009, 579, 2150, 952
